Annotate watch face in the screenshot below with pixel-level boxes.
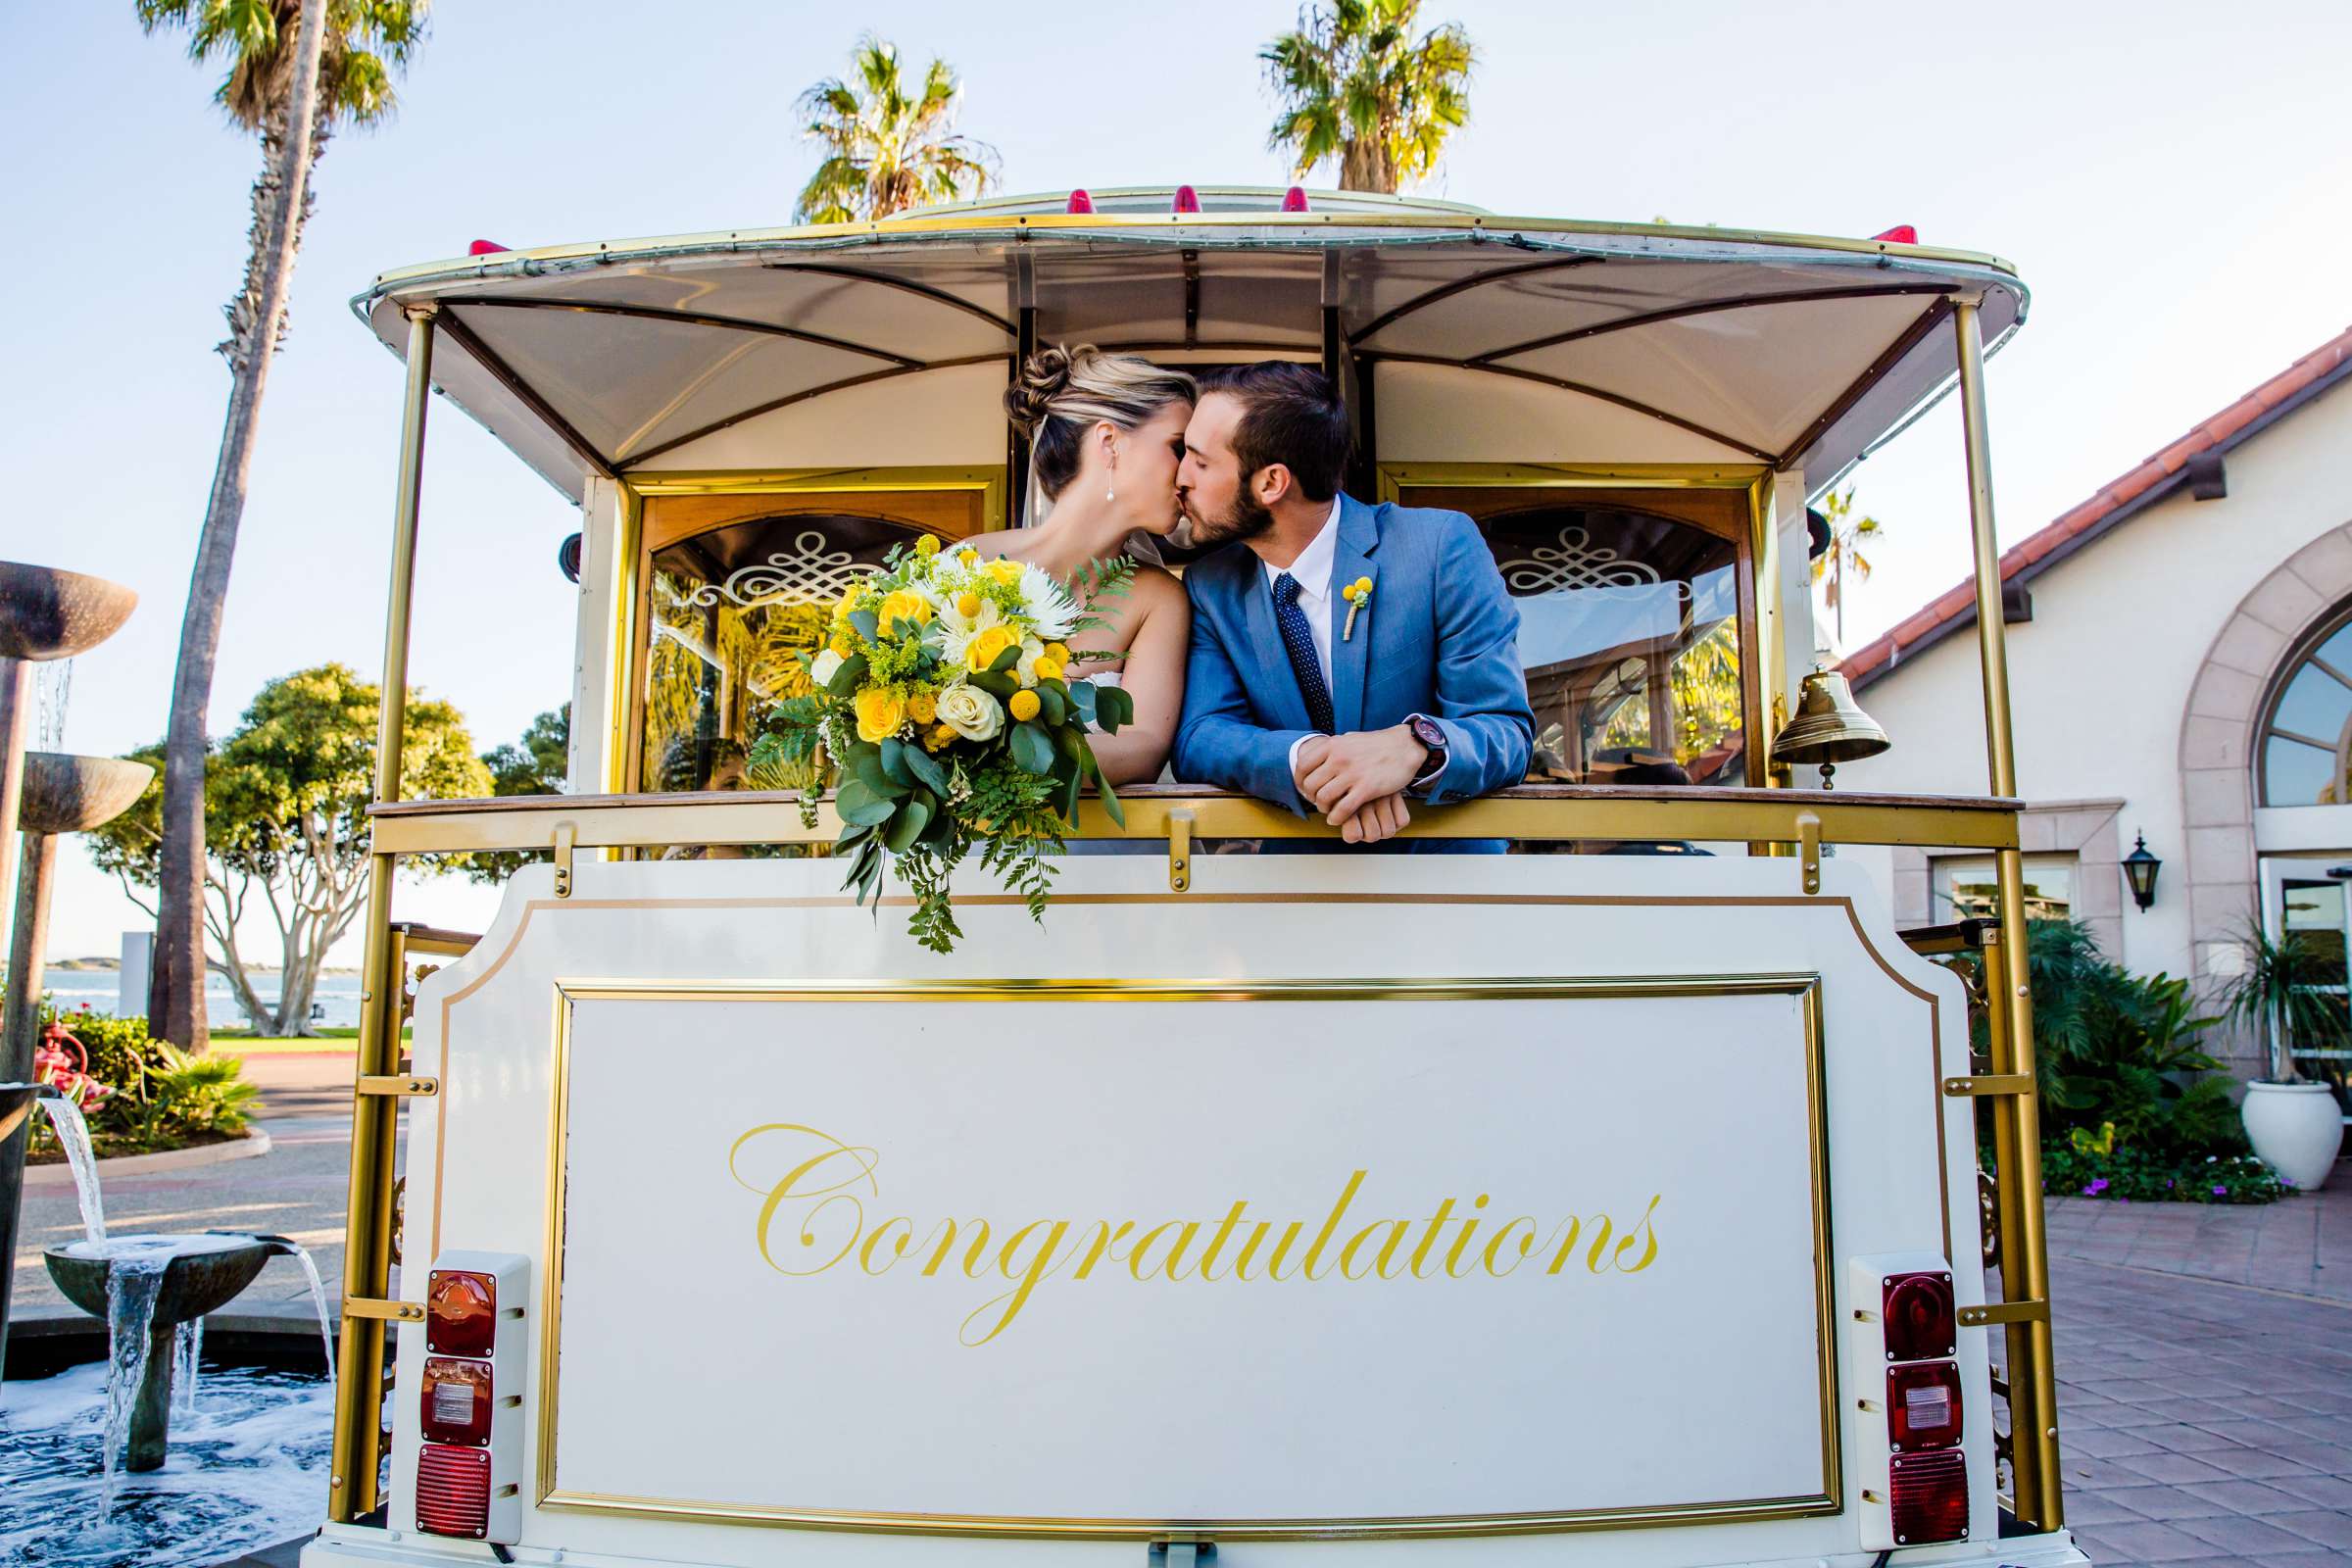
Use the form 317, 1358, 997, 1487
1412, 715, 1446, 750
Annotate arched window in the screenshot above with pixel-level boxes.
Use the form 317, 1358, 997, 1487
2257, 604, 2352, 807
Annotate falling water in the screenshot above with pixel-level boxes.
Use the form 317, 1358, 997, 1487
100, 1257, 167, 1516
278, 1244, 338, 1392
172, 1318, 205, 1418
36, 1097, 106, 1246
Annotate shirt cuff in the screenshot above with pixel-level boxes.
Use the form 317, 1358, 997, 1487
1406, 714, 1446, 796
1288, 733, 1315, 798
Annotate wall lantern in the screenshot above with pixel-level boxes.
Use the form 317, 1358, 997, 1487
2122, 830, 2161, 911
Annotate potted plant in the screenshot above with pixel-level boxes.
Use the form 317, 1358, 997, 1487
2216, 922, 2348, 1191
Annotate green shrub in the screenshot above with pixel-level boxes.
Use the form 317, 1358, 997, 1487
2040, 1143, 2289, 1203
131, 1044, 262, 1140
2015, 920, 2246, 1158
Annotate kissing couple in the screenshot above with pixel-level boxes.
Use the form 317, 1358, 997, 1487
962, 345, 1533, 848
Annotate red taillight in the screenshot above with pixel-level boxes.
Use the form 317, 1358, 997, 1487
1889, 1448, 1969, 1544
1887, 1359, 1963, 1450
1282, 186, 1310, 213
1065, 189, 1094, 215
1882, 1270, 1954, 1361
467, 239, 510, 256
1872, 224, 1918, 244
427, 1269, 497, 1356
420, 1356, 493, 1446
1172, 185, 1200, 214
416, 1443, 491, 1539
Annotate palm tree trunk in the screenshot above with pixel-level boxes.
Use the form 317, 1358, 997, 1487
151, 0, 331, 1055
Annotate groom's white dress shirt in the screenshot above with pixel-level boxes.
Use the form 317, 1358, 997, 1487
1265, 499, 1344, 782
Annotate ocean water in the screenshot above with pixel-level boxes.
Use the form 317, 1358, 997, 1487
43, 973, 367, 1031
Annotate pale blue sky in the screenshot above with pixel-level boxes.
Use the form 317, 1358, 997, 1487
8, 0, 2350, 963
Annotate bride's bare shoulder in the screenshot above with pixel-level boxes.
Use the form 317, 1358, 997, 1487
1118, 562, 1185, 612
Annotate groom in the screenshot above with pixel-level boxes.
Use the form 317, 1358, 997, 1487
1171, 362, 1533, 848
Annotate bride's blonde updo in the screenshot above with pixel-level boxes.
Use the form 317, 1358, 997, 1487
1004, 344, 1198, 501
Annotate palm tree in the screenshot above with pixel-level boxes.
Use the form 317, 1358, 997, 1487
795, 38, 999, 223
1809, 484, 1884, 646
1262, 0, 1475, 194
137, 0, 428, 1054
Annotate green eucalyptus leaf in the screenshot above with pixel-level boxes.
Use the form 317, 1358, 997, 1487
826, 654, 869, 699
849, 608, 880, 642
1010, 722, 1054, 775
902, 743, 950, 796
970, 670, 1016, 700
879, 738, 915, 788
1038, 685, 1066, 727
885, 795, 935, 853
989, 644, 1022, 674
836, 779, 898, 826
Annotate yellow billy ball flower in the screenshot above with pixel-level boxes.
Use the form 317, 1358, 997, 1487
966, 624, 1020, 672
1008, 689, 1042, 722
877, 589, 932, 636
956, 592, 984, 620
906, 689, 938, 725
1045, 641, 1070, 663
853, 688, 906, 744
1034, 656, 1065, 683
915, 533, 941, 557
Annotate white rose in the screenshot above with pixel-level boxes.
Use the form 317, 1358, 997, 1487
937, 683, 1004, 742
809, 650, 843, 686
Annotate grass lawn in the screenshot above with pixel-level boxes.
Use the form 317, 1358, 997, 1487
209, 1025, 410, 1054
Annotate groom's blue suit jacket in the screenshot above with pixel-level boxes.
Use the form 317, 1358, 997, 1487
1172, 493, 1535, 820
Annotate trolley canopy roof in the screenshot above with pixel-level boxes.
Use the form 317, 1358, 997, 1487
352, 187, 2027, 498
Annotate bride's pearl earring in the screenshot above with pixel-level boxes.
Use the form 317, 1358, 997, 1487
1105, 453, 1116, 505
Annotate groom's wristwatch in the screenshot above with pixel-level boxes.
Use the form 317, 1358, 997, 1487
1406, 713, 1448, 797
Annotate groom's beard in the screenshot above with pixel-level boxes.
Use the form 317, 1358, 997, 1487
1186, 488, 1275, 548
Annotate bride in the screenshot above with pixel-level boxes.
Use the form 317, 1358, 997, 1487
959, 344, 1197, 785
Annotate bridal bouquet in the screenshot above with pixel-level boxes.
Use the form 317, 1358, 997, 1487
750, 536, 1136, 953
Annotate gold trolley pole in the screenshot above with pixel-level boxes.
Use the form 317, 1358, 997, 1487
1954, 297, 2063, 1533
328, 303, 437, 1522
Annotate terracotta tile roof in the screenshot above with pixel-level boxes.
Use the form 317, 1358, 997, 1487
1841, 323, 2352, 690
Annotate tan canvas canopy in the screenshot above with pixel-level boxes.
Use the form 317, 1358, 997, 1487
350, 187, 2026, 498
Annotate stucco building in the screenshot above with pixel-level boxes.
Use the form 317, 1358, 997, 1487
1838, 325, 2352, 1081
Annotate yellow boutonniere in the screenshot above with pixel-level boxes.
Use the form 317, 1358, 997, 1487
1340, 575, 1375, 641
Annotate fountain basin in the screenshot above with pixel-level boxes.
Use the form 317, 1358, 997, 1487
0, 562, 139, 662
45, 1235, 274, 1326
0, 1080, 56, 1144
44, 1235, 277, 1473
19, 752, 155, 834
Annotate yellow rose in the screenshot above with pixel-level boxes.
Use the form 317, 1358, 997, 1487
906, 689, 938, 724
1034, 656, 1065, 684
988, 559, 1025, 587
854, 688, 906, 744
829, 633, 856, 658
878, 589, 932, 636
965, 624, 1020, 672
915, 534, 941, 557
955, 592, 983, 619
1008, 689, 1041, 722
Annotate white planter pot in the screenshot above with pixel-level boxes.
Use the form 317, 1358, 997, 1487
2242, 1080, 2343, 1192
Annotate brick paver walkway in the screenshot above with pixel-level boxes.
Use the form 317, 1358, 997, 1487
2049, 1183, 2352, 1564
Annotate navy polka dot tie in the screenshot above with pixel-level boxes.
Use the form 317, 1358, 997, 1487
1273, 572, 1335, 734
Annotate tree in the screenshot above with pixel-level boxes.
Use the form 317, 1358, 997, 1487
795, 37, 999, 223
139, 0, 429, 1060
1809, 484, 1884, 646
466, 705, 569, 885
1262, 0, 1475, 194
92, 665, 489, 1041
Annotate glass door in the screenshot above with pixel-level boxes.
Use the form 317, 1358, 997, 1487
2269, 858, 2352, 1121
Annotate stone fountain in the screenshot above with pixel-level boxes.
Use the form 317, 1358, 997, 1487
0, 561, 141, 1385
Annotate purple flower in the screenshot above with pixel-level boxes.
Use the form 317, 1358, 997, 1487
2082, 1177, 2110, 1197
2281, 1177, 2298, 1190
2213, 1185, 2230, 1197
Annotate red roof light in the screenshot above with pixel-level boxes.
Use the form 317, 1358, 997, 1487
1172, 185, 1200, 215
1065, 189, 1094, 215
1282, 186, 1310, 213
1872, 224, 1918, 245
467, 239, 510, 256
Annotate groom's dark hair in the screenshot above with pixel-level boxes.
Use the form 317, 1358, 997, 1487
1201, 362, 1351, 504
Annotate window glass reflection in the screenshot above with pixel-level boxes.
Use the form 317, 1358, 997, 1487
641, 513, 921, 794
1481, 507, 1744, 785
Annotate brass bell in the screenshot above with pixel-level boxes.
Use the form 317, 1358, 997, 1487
1770, 665, 1888, 789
